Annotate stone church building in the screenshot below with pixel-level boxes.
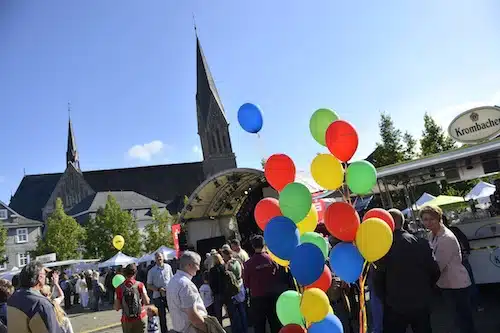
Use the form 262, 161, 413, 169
9, 35, 237, 225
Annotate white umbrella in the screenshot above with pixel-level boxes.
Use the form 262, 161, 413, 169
156, 246, 176, 260
98, 252, 137, 268
136, 252, 155, 264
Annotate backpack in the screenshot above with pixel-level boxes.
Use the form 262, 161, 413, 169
121, 281, 142, 318
224, 270, 240, 298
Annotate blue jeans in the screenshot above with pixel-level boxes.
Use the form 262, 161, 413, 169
442, 288, 477, 333
368, 277, 383, 333
462, 258, 479, 308
227, 300, 248, 333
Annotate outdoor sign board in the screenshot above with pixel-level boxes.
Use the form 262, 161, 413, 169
448, 106, 500, 144
35, 253, 57, 264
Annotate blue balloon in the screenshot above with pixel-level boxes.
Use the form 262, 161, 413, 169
309, 314, 343, 333
329, 242, 364, 283
264, 216, 300, 260
289, 243, 324, 286
238, 103, 263, 133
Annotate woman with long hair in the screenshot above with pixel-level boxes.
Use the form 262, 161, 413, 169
41, 285, 74, 333
208, 253, 226, 324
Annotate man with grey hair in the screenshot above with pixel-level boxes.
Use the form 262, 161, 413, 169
148, 252, 173, 333
167, 251, 207, 333
374, 208, 440, 332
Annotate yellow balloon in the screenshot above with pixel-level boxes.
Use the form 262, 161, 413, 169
300, 288, 330, 323
296, 205, 318, 235
328, 305, 334, 314
268, 250, 289, 267
112, 235, 125, 251
355, 218, 393, 262
311, 154, 344, 190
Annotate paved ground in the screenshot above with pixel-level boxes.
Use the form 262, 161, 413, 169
69, 284, 500, 333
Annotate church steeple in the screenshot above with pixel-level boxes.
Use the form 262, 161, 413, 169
195, 29, 236, 177
66, 103, 80, 171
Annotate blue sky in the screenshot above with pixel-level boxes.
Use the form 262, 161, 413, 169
1, 1, 500, 203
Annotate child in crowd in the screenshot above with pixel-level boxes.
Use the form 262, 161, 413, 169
199, 271, 214, 316
147, 305, 160, 333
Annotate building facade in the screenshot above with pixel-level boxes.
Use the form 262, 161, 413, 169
0, 201, 42, 271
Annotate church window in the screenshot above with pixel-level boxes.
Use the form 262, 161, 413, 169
216, 129, 223, 152
211, 135, 217, 152
0, 209, 7, 220
16, 228, 28, 244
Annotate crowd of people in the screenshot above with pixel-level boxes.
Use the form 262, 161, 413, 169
0, 204, 481, 333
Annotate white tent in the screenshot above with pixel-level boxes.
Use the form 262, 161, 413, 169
98, 252, 137, 268
136, 252, 155, 264
465, 181, 495, 202
402, 192, 436, 216
156, 246, 176, 260
0, 267, 21, 281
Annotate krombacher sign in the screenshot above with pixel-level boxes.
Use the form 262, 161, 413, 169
448, 106, 500, 144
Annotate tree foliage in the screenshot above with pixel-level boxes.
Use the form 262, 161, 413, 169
84, 195, 141, 259
34, 198, 85, 260
420, 112, 456, 156
0, 224, 7, 263
372, 113, 405, 167
402, 131, 417, 161
143, 206, 176, 253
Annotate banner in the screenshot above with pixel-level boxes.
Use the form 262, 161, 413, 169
313, 199, 326, 224
172, 224, 182, 259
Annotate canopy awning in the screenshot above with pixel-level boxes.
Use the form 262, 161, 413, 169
465, 181, 495, 201
98, 252, 137, 268
424, 195, 465, 207
402, 192, 436, 215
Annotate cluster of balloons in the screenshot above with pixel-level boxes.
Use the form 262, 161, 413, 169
112, 235, 126, 288
241, 106, 396, 333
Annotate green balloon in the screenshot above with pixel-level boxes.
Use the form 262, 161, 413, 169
279, 182, 312, 223
112, 274, 126, 288
309, 108, 339, 146
346, 160, 377, 194
300, 232, 329, 259
276, 290, 304, 326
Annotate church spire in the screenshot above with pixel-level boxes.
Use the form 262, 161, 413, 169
66, 102, 80, 170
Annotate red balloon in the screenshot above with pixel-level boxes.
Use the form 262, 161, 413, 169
325, 120, 359, 162
254, 198, 282, 230
279, 324, 306, 333
324, 202, 360, 242
363, 208, 395, 231
264, 154, 296, 191
306, 265, 332, 292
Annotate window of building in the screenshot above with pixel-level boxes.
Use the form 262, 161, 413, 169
16, 228, 28, 244
18, 253, 30, 267
0, 209, 7, 220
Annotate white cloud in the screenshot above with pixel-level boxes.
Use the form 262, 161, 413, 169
127, 140, 164, 161
192, 145, 202, 157
429, 91, 500, 129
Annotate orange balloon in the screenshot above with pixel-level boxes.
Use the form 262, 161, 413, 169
306, 265, 332, 292
254, 198, 282, 230
265, 154, 296, 191
363, 208, 395, 231
325, 120, 358, 162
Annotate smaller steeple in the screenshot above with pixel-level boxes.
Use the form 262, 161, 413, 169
66, 102, 80, 170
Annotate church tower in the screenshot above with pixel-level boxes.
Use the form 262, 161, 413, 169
66, 115, 80, 171
196, 32, 237, 178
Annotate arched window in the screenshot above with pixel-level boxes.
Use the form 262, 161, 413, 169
216, 129, 223, 153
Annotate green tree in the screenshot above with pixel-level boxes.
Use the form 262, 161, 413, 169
84, 195, 141, 259
34, 198, 85, 260
372, 113, 405, 167
0, 225, 7, 264
143, 206, 175, 253
420, 113, 456, 156
402, 131, 417, 161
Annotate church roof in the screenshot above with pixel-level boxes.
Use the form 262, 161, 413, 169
196, 34, 227, 125
66, 191, 167, 216
9, 162, 205, 221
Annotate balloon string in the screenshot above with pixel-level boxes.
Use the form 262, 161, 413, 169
256, 133, 267, 163
358, 262, 370, 333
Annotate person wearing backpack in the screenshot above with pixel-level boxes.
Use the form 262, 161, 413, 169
115, 263, 150, 333
222, 249, 248, 333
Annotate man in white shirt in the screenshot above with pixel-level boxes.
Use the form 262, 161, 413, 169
230, 239, 249, 263
147, 252, 174, 333
167, 251, 207, 333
